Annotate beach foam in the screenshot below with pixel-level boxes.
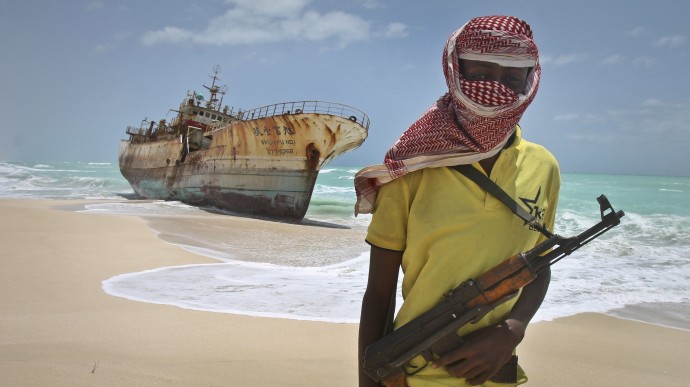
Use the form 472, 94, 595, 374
2, 161, 689, 327
95, 199, 689, 327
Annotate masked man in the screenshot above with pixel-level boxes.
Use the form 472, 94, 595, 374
357, 16, 560, 387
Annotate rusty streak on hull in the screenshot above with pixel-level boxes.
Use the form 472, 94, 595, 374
119, 108, 368, 220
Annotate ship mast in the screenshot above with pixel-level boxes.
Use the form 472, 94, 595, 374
203, 65, 227, 111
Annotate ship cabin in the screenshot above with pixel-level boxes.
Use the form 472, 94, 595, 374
177, 91, 237, 133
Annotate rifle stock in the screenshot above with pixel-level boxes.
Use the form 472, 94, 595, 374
363, 195, 625, 386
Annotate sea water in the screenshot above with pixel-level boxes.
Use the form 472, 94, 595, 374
1, 161, 688, 326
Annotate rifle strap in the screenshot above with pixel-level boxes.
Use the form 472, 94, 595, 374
450, 164, 553, 238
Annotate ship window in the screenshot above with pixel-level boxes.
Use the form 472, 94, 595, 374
205, 112, 211, 118
211, 114, 217, 120
198, 111, 203, 116
192, 110, 198, 115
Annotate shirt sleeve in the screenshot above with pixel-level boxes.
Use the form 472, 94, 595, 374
365, 173, 416, 252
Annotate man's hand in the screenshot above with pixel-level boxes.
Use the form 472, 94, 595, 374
432, 320, 525, 385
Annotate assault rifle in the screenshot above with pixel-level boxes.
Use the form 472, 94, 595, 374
363, 195, 625, 386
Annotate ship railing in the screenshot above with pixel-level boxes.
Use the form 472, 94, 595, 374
126, 125, 177, 138
126, 126, 145, 136
236, 101, 370, 130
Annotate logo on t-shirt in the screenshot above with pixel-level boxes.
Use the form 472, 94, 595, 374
519, 186, 546, 229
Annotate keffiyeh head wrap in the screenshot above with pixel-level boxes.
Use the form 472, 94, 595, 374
354, 15, 541, 215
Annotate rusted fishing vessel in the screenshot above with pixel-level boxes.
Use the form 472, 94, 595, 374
119, 66, 369, 220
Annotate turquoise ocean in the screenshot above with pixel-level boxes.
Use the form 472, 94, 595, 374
1, 161, 688, 328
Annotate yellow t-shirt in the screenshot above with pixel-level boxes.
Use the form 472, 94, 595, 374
366, 129, 560, 386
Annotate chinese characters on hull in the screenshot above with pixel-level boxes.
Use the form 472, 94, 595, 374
253, 125, 297, 156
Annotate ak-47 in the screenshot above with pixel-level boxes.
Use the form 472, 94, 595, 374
363, 195, 625, 386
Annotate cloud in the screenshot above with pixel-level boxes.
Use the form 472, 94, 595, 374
565, 99, 690, 145
565, 132, 615, 144
93, 31, 134, 53
86, 0, 104, 10
141, 0, 403, 48
540, 53, 589, 66
625, 27, 648, 37
223, 0, 309, 17
93, 44, 112, 53
633, 56, 656, 68
113, 31, 132, 41
654, 35, 686, 48
602, 54, 625, 65
641, 98, 662, 107
379, 22, 408, 38
553, 113, 580, 122
142, 27, 193, 45
630, 100, 690, 141
553, 113, 603, 123
358, 0, 386, 9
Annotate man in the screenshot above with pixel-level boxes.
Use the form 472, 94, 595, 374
357, 16, 560, 386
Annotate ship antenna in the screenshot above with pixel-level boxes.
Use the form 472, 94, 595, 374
219, 84, 229, 111
204, 65, 224, 109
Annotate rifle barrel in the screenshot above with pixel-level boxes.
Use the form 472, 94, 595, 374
533, 209, 625, 272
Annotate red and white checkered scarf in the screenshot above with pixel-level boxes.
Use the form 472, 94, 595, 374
354, 16, 541, 215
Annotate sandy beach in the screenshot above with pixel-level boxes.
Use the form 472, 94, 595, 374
1, 199, 689, 386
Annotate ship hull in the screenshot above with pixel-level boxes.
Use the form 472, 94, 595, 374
119, 158, 319, 219
119, 110, 367, 220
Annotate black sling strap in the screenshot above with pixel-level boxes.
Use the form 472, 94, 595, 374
450, 164, 553, 238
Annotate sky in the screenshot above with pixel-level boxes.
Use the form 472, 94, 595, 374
1, 0, 689, 177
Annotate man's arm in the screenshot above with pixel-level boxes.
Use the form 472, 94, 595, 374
433, 267, 551, 385
359, 245, 403, 387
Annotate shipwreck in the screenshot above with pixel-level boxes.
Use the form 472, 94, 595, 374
119, 66, 369, 220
